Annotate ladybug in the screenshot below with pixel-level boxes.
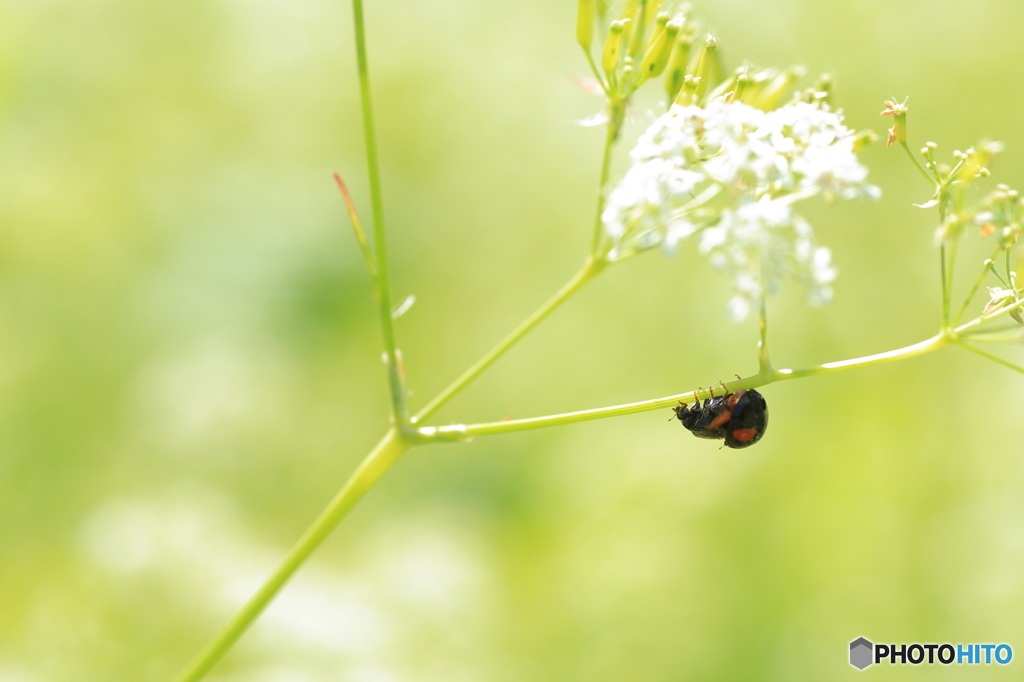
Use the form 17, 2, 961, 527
672, 387, 768, 449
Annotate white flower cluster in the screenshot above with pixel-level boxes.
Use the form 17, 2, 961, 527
602, 98, 879, 319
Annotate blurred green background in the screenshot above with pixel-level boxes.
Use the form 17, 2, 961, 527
3, 0, 1024, 680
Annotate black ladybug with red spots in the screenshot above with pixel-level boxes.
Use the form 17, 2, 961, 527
672, 386, 768, 449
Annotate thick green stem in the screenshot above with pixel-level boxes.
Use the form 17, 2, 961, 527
413, 258, 604, 423
416, 333, 951, 440
352, 0, 406, 424
590, 120, 618, 256
172, 430, 409, 682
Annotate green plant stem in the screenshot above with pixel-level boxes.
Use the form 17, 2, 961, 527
955, 297, 1024, 334
953, 339, 1024, 375
414, 103, 618, 425
961, 325, 1024, 343
900, 141, 937, 185
773, 332, 948, 380
940, 244, 950, 327
954, 244, 1004, 325
413, 257, 605, 423
583, 48, 609, 95
590, 120, 618, 256
416, 333, 951, 440
757, 291, 771, 375
172, 429, 409, 682
944, 238, 960, 326
352, 0, 406, 424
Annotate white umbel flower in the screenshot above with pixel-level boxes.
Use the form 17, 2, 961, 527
602, 97, 878, 318
700, 196, 837, 319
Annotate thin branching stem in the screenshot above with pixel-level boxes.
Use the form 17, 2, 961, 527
900, 141, 937, 185
954, 339, 1024, 375
415, 107, 619, 423
955, 297, 1024, 334
583, 49, 610, 96
352, 0, 406, 424
413, 257, 604, 423
415, 333, 950, 440
953, 243, 1004, 326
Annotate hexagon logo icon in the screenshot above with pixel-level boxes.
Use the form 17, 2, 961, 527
850, 637, 873, 670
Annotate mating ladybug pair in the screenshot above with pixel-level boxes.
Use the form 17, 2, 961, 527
672, 385, 768, 449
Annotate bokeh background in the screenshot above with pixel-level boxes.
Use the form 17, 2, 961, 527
3, 0, 1024, 679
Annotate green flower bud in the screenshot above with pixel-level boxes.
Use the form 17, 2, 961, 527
959, 140, 1004, 182
628, 0, 651, 60
646, 12, 670, 49
639, 20, 681, 80
602, 20, 626, 75
674, 74, 700, 106
577, 0, 595, 50
663, 31, 693, 100
753, 66, 804, 110
728, 71, 750, 102
692, 34, 716, 102
738, 68, 774, 106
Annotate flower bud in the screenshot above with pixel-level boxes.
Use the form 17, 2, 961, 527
674, 74, 701, 106
602, 20, 626, 74
647, 12, 670, 49
734, 71, 751, 99
627, 0, 651, 60
736, 68, 772, 105
754, 66, 804, 110
639, 20, 681, 79
692, 34, 716, 101
663, 31, 693, 100
727, 71, 750, 102
577, 0, 595, 50
958, 140, 1003, 182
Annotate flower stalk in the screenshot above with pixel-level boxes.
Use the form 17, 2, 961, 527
172, 429, 409, 682
350, 0, 407, 426
413, 332, 951, 442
